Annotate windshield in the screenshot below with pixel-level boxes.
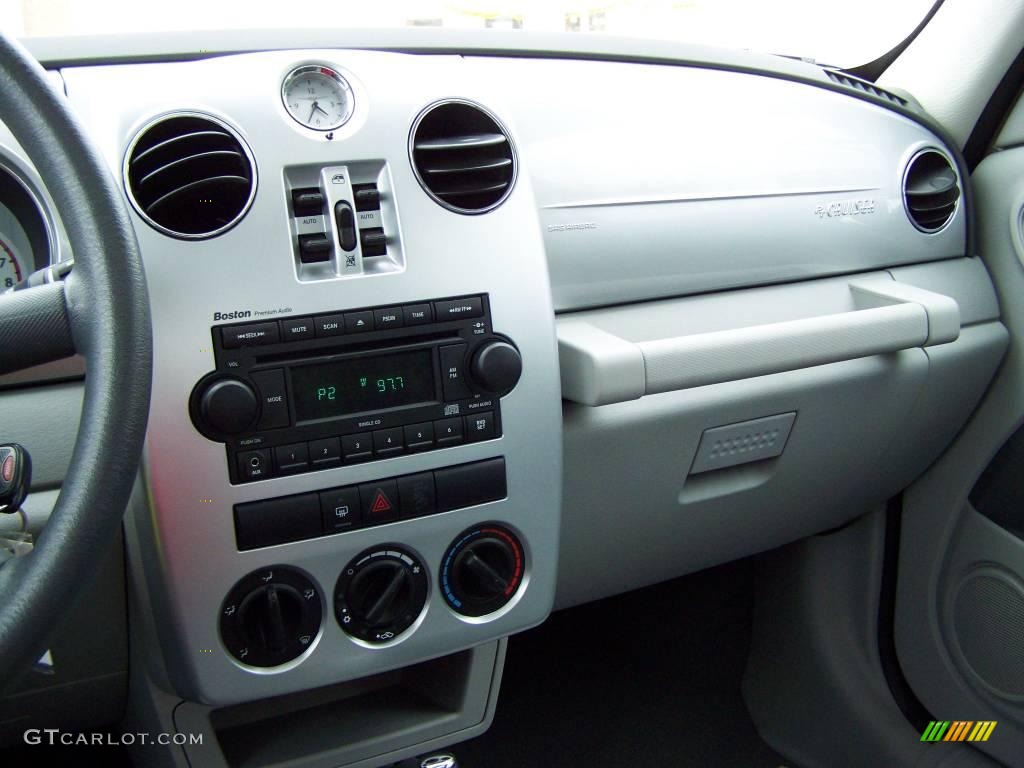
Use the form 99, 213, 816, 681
2, 0, 937, 70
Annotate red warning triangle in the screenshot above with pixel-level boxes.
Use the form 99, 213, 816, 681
370, 489, 393, 515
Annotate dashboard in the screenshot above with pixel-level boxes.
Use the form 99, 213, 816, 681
0, 30, 1010, 767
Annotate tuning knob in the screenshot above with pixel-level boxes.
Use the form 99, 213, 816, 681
196, 377, 258, 436
335, 546, 428, 644
440, 524, 525, 617
470, 341, 522, 396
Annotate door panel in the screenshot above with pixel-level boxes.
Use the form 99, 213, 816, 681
896, 145, 1024, 766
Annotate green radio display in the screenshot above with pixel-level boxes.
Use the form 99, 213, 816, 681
291, 349, 437, 421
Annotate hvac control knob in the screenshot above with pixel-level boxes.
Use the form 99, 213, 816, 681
440, 524, 525, 617
335, 546, 428, 644
469, 341, 522, 396
196, 377, 258, 436
220, 566, 322, 667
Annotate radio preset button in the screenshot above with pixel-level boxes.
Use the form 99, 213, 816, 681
373, 427, 404, 457
320, 486, 361, 533
403, 303, 433, 326
251, 369, 289, 430
434, 297, 483, 321
440, 344, 473, 401
309, 437, 341, 468
465, 411, 496, 442
344, 311, 373, 334
222, 322, 280, 349
237, 449, 273, 482
435, 417, 464, 446
315, 314, 344, 338
275, 443, 310, 474
373, 307, 404, 331
405, 422, 434, 452
342, 433, 373, 462
282, 317, 315, 341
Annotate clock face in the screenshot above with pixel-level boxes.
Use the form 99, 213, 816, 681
281, 65, 354, 131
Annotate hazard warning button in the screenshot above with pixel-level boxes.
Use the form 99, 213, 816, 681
358, 479, 399, 524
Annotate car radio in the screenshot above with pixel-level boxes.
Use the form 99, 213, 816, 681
189, 293, 523, 485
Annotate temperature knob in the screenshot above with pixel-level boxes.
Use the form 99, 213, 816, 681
335, 546, 428, 644
440, 524, 525, 617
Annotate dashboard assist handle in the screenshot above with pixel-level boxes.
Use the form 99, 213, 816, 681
558, 278, 961, 406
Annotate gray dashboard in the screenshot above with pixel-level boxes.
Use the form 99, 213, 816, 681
0, 31, 1005, 765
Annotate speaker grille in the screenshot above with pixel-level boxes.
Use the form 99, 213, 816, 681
953, 571, 1024, 698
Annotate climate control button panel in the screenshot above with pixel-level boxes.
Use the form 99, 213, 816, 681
233, 457, 507, 551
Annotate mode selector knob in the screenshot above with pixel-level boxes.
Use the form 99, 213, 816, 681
220, 566, 323, 667
470, 341, 522, 396
198, 377, 258, 436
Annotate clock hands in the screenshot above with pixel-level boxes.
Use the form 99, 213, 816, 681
307, 101, 330, 122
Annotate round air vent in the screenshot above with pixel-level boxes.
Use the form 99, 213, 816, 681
903, 149, 960, 233
124, 113, 256, 239
410, 100, 516, 215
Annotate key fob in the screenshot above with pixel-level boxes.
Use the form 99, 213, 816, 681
0, 444, 31, 514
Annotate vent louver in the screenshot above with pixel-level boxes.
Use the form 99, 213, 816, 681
825, 70, 908, 107
410, 101, 516, 214
125, 113, 256, 239
903, 150, 960, 233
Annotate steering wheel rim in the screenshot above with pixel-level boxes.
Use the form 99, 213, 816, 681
0, 33, 151, 686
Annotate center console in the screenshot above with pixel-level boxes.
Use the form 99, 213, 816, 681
66, 48, 564, 728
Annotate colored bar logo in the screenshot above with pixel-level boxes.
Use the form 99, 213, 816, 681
921, 721, 997, 742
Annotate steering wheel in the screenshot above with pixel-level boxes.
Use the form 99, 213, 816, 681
0, 33, 151, 687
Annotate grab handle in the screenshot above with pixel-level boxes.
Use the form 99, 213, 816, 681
557, 278, 960, 406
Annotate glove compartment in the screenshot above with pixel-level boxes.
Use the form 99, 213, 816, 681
556, 258, 1007, 607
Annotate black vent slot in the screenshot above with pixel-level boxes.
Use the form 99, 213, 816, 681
825, 70, 908, 107
126, 114, 255, 238
411, 102, 515, 214
904, 150, 960, 232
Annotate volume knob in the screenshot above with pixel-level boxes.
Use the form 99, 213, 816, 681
199, 377, 258, 436
470, 341, 522, 396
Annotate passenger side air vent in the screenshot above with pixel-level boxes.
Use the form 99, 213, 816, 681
125, 113, 256, 239
410, 100, 516, 214
903, 150, 960, 233
825, 70, 908, 107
